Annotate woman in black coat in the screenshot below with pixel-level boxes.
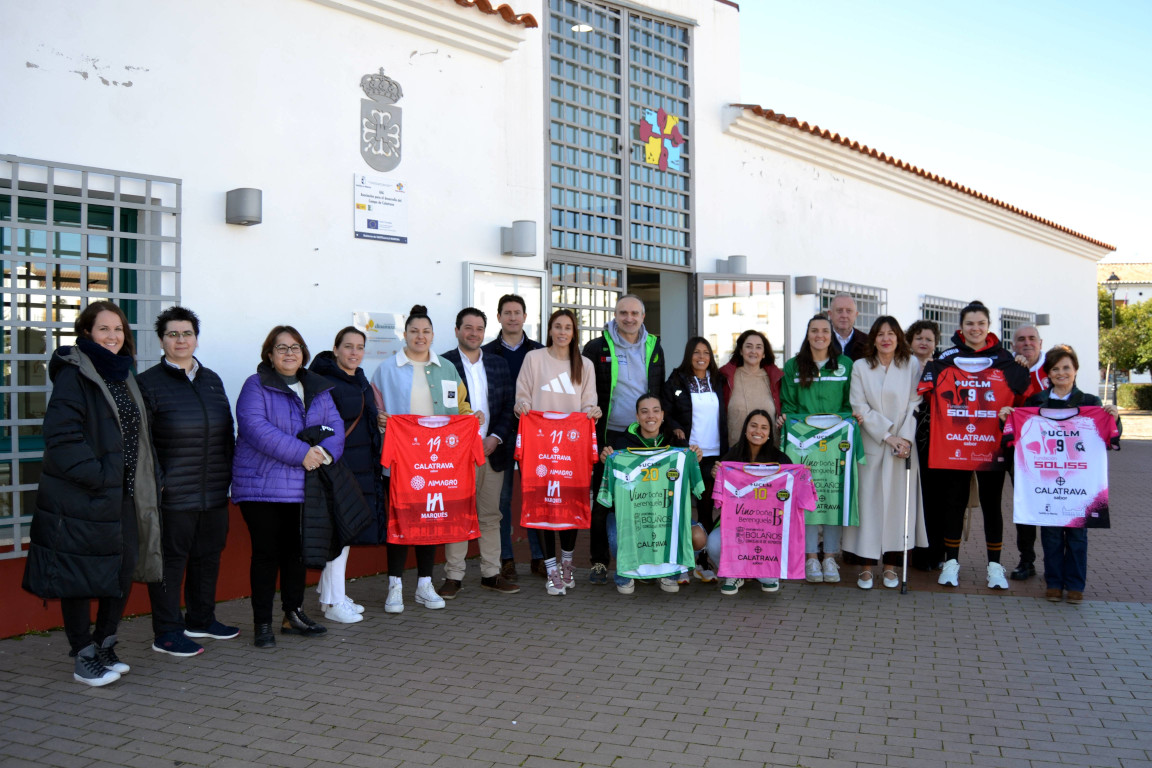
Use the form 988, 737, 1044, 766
22, 301, 162, 687
662, 336, 728, 580
137, 306, 236, 658
308, 326, 382, 624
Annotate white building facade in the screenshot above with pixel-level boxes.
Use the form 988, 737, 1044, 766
0, 0, 1113, 557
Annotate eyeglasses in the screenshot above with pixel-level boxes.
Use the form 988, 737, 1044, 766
273, 344, 303, 355
163, 331, 196, 340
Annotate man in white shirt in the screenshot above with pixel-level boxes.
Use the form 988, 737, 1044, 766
828, 293, 866, 361
439, 308, 520, 597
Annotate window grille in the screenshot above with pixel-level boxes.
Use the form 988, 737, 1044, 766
920, 295, 966, 352
818, 280, 888, 332
0, 156, 180, 558
1000, 308, 1037, 352
549, 260, 622, 338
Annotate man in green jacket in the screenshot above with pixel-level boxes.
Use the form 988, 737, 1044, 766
581, 294, 665, 584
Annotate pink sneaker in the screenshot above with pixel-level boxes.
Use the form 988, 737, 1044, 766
560, 560, 576, 589
545, 568, 566, 595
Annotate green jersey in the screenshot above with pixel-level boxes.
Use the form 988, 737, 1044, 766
782, 413, 864, 526
597, 447, 704, 578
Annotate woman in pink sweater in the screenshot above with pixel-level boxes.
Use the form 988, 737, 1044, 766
514, 309, 600, 595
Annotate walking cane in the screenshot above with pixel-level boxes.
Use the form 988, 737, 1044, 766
901, 456, 912, 595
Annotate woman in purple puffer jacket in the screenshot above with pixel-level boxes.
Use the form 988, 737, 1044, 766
232, 325, 344, 649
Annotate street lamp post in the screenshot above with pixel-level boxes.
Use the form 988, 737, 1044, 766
1105, 271, 1121, 406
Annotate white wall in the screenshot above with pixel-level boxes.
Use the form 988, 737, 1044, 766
1, 0, 546, 395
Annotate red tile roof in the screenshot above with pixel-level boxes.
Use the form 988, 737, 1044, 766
732, 104, 1115, 251
452, 0, 538, 28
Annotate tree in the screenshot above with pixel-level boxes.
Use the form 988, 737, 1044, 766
1098, 287, 1115, 329
1098, 297, 1152, 374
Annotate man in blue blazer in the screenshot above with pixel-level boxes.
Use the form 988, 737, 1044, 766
439, 308, 520, 597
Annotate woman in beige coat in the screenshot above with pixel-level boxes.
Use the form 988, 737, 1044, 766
843, 316, 927, 589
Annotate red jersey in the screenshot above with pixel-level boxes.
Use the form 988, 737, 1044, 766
381, 414, 485, 545
514, 411, 598, 529
1014, 362, 1049, 405
919, 353, 1026, 471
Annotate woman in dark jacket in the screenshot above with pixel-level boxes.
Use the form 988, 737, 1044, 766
138, 306, 237, 657
23, 301, 162, 687
232, 326, 344, 648
663, 336, 727, 580
308, 326, 382, 624
999, 345, 1119, 604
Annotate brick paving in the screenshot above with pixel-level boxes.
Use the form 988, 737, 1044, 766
1, 439, 1149, 768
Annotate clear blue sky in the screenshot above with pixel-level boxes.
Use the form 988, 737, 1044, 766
738, 0, 1151, 261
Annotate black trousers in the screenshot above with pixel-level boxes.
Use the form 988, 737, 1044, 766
61, 495, 138, 655
589, 429, 625, 566
541, 529, 578, 559
240, 502, 304, 625
1016, 523, 1037, 565
939, 469, 1006, 562
387, 544, 435, 578
147, 505, 229, 637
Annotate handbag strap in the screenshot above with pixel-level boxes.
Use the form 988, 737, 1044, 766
345, 392, 365, 438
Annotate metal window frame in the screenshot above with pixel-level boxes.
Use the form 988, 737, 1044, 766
549, 258, 624, 337
919, 294, 966, 352
999, 307, 1037, 352
818, 279, 889, 332
545, 0, 694, 272
0, 155, 181, 559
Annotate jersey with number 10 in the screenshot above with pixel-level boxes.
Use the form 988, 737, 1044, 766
1004, 406, 1119, 528
597, 448, 703, 578
514, 411, 598, 529
782, 413, 862, 526
380, 414, 485, 545
713, 462, 816, 579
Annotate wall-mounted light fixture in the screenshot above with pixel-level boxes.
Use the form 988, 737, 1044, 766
500, 220, 536, 258
794, 275, 818, 295
1034, 313, 1051, 326
226, 188, 262, 226
714, 258, 728, 273
727, 255, 747, 275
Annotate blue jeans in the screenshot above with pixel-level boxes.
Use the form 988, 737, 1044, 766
500, 467, 542, 561
1041, 526, 1087, 592
805, 524, 841, 555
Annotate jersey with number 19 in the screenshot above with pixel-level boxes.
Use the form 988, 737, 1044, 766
380, 414, 485, 545
514, 411, 598, 529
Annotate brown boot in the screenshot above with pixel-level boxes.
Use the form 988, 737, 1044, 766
530, 558, 547, 578
1045, 588, 1062, 602
500, 559, 518, 582
1065, 591, 1083, 605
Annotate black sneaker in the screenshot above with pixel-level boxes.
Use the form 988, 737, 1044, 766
281, 608, 327, 637
74, 643, 120, 687
152, 631, 205, 657
253, 623, 276, 649
96, 634, 130, 674
184, 620, 240, 640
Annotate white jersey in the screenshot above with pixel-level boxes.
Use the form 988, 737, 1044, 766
1004, 406, 1119, 528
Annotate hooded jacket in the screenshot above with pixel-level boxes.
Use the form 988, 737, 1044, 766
23, 346, 163, 599
231, 363, 344, 504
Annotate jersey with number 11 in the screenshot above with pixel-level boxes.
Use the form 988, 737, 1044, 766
515, 411, 598, 529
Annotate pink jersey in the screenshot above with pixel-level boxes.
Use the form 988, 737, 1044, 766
1004, 406, 1119, 528
713, 462, 817, 579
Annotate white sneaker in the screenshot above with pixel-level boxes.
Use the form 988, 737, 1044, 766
759, 579, 780, 593
616, 578, 635, 594
719, 578, 744, 595
323, 601, 364, 623
545, 568, 566, 596
986, 562, 1009, 590
805, 558, 824, 583
822, 557, 840, 583
414, 581, 445, 609
560, 560, 576, 589
938, 559, 960, 587
693, 567, 717, 583
659, 577, 680, 593
343, 597, 365, 614
384, 583, 405, 614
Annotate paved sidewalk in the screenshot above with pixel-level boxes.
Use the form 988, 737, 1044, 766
1, 442, 1149, 768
